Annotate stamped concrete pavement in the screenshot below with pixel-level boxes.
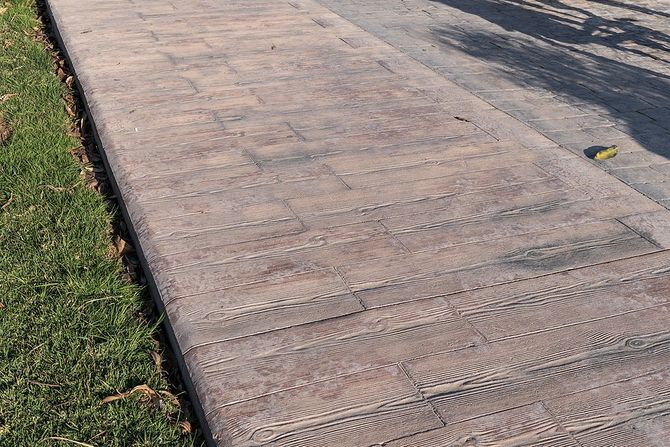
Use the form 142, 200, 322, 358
318, 0, 670, 205
46, 0, 670, 445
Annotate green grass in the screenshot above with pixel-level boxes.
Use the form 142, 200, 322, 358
0, 1, 203, 445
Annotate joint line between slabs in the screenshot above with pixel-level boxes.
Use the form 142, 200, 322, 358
398, 362, 447, 427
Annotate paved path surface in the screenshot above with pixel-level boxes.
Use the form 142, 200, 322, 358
320, 0, 670, 205
46, 0, 670, 445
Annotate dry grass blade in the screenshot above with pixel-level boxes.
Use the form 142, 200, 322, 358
1, 193, 13, 211
0, 114, 12, 144
0, 93, 17, 102
42, 185, 68, 192
27, 380, 61, 388
64, 102, 75, 117
158, 390, 179, 407
41, 437, 96, 447
150, 351, 162, 372
179, 421, 192, 434
101, 384, 161, 406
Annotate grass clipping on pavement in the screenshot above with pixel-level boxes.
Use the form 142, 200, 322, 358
0, 1, 202, 445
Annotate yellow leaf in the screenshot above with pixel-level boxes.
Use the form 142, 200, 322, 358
594, 145, 618, 160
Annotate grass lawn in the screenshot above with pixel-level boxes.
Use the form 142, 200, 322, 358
0, 1, 203, 445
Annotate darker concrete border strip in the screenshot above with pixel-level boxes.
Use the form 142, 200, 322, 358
43, 2, 216, 445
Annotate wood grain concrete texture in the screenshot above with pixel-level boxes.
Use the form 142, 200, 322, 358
316, 0, 670, 206
45, 0, 670, 445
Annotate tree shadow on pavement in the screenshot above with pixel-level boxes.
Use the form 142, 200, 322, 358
429, 0, 670, 158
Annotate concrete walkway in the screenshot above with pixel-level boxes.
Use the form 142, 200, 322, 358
320, 0, 670, 205
47, 0, 670, 445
